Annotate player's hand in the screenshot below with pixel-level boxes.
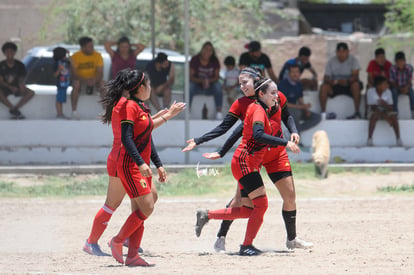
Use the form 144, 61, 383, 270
182, 139, 196, 152
167, 101, 186, 118
290, 133, 300, 145
139, 163, 152, 178
286, 141, 300, 154
157, 166, 167, 183
202, 152, 221, 160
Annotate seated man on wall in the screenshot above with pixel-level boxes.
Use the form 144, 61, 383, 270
0, 42, 35, 119
70, 36, 104, 119
279, 46, 318, 91
279, 64, 321, 134
146, 52, 175, 112
319, 42, 362, 120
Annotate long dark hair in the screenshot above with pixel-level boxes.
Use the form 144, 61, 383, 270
240, 67, 263, 81
100, 68, 148, 124
199, 41, 219, 64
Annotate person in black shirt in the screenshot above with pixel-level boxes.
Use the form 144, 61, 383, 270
239, 41, 278, 84
0, 42, 35, 119
146, 52, 175, 112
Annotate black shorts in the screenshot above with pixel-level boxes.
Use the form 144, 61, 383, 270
330, 81, 363, 97
239, 172, 264, 196
0, 86, 21, 97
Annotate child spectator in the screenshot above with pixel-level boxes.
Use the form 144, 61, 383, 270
53, 47, 71, 119
222, 56, 239, 105
367, 76, 402, 146
389, 51, 414, 119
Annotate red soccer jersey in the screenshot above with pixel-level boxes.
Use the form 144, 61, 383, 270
107, 96, 127, 177
118, 98, 153, 166
228, 96, 255, 121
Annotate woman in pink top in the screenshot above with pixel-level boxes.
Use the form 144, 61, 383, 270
104, 36, 146, 79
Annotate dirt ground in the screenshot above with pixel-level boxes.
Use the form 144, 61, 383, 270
0, 171, 413, 275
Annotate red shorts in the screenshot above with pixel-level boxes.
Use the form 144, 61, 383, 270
231, 148, 263, 191
117, 162, 152, 198
106, 146, 121, 177
262, 146, 292, 174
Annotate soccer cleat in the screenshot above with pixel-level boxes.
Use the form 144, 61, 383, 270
109, 237, 124, 264
239, 245, 262, 256
214, 236, 226, 253
286, 237, 314, 250
122, 238, 143, 253
125, 255, 155, 267
82, 240, 109, 256
195, 209, 209, 237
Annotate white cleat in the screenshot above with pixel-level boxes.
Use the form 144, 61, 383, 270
286, 237, 314, 250
214, 236, 226, 253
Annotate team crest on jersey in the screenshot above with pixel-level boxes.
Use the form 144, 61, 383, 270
141, 115, 147, 120
285, 162, 290, 167
140, 179, 147, 188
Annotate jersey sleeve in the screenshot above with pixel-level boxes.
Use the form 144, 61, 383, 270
95, 52, 104, 67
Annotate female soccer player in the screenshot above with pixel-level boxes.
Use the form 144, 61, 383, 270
195, 78, 300, 256
82, 69, 185, 257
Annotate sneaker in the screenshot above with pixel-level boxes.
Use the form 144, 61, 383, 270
125, 255, 155, 267
346, 112, 361, 120
86, 86, 94, 95
56, 114, 69, 120
123, 238, 144, 253
9, 108, 25, 119
72, 110, 80, 120
82, 240, 109, 256
397, 138, 403, 147
286, 237, 314, 250
239, 244, 262, 256
367, 138, 373, 147
195, 208, 209, 237
215, 112, 223, 120
109, 237, 124, 264
321, 112, 326, 121
214, 236, 226, 253
326, 112, 336, 120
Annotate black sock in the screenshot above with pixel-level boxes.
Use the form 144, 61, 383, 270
282, 210, 297, 241
216, 198, 234, 237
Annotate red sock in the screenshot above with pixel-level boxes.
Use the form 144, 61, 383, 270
114, 209, 147, 243
243, 196, 268, 246
127, 223, 145, 258
87, 204, 115, 244
208, 206, 253, 220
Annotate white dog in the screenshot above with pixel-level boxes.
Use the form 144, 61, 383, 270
312, 130, 330, 179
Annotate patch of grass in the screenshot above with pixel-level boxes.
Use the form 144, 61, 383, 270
377, 183, 414, 193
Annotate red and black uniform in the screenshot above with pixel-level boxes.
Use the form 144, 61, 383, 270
107, 96, 127, 177
117, 97, 154, 198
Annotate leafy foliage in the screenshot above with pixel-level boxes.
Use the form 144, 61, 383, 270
42, 0, 269, 54
385, 0, 414, 34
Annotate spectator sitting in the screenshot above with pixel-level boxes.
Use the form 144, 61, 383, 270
104, 36, 145, 79
319, 42, 362, 120
367, 76, 402, 147
239, 40, 278, 83
190, 41, 223, 120
389, 51, 414, 119
146, 52, 175, 112
279, 64, 321, 133
222, 55, 240, 105
364, 47, 392, 118
279, 46, 318, 91
71, 36, 104, 119
53, 46, 71, 119
0, 41, 35, 119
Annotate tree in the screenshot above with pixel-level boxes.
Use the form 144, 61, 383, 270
384, 0, 414, 34
42, 0, 269, 54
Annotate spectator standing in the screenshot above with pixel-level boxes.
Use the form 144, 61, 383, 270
389, 51, 414, 119
367, 76, 402, 146
239, 40, 278, 83
190, 41, 223, 119
0, 42, 35, 119
319, 42, 362, 120
104, 36, 145, 79
71, 36, 104, 119
146, 52, 175, 112
52, 46, 71, 119
279, 46, 318, 90
222, 56, 240, 105
279, 64, 321, 133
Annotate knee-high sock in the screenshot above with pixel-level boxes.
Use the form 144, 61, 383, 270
243, 196, 268, 246
87, 204, 115, 244
208, 206, 253, 220
217, 199, 235, 238
127, 223, 145, 258
282, 209, 297, 241
114, 209, 147, 243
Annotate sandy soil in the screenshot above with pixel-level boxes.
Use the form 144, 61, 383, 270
0, 172, 413, 275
